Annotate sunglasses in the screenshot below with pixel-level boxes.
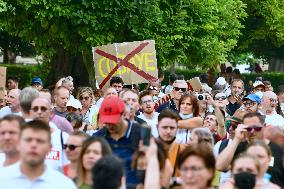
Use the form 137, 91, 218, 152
149, 86, 158, 91
79, 96, 90, 101
214, 96, 226, 101
63, 144, 81, 151
245, 126, 263, 132
31, 106, 49, 112
67, 106, 78, 112
174, 87, 187, 92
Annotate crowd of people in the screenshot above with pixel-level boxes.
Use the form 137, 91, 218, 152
0, 70, 284, 189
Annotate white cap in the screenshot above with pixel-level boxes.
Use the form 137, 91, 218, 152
215, 77, 226, 86
67, 99, 82, 109
253, 81, 265, 88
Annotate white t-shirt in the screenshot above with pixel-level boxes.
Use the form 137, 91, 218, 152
137, 112, 159, 138
265, 113, 284, 128
45, 123, 69, 172
0, 151, 5, 169
0, 106, 22, 118
213, 139, 232, 185
175, 129, 191, 144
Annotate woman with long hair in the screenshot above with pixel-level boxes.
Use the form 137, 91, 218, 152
76, 136, 112, 189
176, 94, 202, 144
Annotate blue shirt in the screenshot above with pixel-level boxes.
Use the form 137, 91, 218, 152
94, 121, 138, 185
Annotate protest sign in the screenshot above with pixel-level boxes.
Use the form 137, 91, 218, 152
187, 77, 203, 92
0, 67, 6, 100
93, 40, 158, 89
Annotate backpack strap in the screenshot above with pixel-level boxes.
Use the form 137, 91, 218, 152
219, 139, 230, 154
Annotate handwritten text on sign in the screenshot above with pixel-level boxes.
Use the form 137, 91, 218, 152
97, 53, 156, 77
93, 40, 158, 89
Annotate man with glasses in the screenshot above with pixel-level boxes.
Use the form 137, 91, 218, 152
216, 112, 284, 187
30, 97, 69, 171
261, 91, 284, 128
157, 80, 188, 113
137, 90, 159, 138
242, 93, 261, 113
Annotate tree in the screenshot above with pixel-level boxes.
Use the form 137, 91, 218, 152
0, 0, 246, 87
0, 31, 35, 63
236, 0, 284, 70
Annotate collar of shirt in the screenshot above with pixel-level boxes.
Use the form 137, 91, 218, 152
10, 162, 51, 182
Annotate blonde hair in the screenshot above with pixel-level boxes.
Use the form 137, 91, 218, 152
77, 87, 94, 100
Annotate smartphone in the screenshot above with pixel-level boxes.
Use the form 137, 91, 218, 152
141, 124, 151, 146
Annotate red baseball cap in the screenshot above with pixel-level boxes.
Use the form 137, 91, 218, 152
98, 96, 125, 125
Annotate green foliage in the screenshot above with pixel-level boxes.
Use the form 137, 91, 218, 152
242, 72, 284, 91
0, 62, 50, 88
237, 0, 284, 59
0, 0, 246, 70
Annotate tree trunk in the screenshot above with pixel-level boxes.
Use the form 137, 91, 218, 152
46, 48, 90, 90
82, 50, 97, 89
7, 49, 16, 63
3, 48, 8, 64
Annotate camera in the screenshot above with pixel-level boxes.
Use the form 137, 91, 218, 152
196, 93, 206, 101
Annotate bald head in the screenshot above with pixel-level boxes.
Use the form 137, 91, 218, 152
7, 89, 21, 111
261, 91, 278, 113
30, 97, 51, 123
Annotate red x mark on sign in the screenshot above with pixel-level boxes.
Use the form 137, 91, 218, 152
95, 42, 157, 89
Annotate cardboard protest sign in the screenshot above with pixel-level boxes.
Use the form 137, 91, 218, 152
93, 40, 158, 89
187, 77, 203, 92
0, 67, 6, 100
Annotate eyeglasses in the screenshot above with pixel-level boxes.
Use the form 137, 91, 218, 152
31, 106, 49, 112
142, 99, 153, 104
180, 166, 205, 173
243, 101, 257, 107
174, 87, 187, 92
148, 86, 158, 91
214, 96, 226, 101
245, 126, 263, 132
79, 96, 90, 101
63, 144, 81, 151
67, 106, 78, 112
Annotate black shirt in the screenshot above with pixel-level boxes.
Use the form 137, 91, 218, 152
226, 99, 240, 116
233, 141, 284, 187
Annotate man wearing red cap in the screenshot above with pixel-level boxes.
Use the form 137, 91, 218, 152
94, 95, 142, 187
